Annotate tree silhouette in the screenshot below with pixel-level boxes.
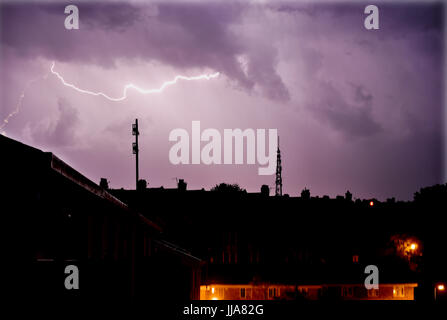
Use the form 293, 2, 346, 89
211, 183, 246, 193
414, 183, 447, 204
345, 190, 352, 202
301, 188, 310, 200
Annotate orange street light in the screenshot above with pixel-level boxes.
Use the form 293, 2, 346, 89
410, 243, 417, 250
369, 201, 374, 207
435, 283, 445, 301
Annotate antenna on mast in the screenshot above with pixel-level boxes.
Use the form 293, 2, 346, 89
275, 135, 283, 197
132, 119, 139, 190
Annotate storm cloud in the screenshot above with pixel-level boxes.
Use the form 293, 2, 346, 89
0, 1, 444, 200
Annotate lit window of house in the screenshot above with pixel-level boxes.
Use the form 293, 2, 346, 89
352, 255, 359, 263
393, 286, 405, 298
268, 287, 279, 298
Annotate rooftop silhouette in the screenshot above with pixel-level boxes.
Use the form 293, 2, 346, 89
2, 134, 446, 304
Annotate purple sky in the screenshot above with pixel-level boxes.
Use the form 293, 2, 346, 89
0, 1, 445, 200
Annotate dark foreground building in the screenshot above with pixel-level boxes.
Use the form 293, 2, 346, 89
3, 134, 446, 304
2, 135, 201, 302
110, 181, 447, 303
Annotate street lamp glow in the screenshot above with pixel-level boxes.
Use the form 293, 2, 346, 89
438, 284, 445, 291
369, 201, 374, 207
410, 243, 416, 250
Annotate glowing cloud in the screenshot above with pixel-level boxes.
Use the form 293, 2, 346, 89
1, 62, 221, 132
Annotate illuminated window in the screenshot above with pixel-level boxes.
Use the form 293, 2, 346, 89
393, 286, 405, 297
353, 255, 359, 263
268, 287, 279, 298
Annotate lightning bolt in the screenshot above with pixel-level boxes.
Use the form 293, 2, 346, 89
0, 72, 50, 133
50, 62, 220, 101
1, 62, 221, 133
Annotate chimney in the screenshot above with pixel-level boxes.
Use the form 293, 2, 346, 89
177, 179, 187, 192
137, 179, 147, 191
261, 185, 270, 197
99, 178, 109, 189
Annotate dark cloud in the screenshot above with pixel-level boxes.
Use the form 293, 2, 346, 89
0, 1, 443, 200
0, 2, 290, 101
381, 3, 444, 33
79, 3, 145, 31
313, 81, 382, 138
271, 2, 444, 31
246, 44, 289, 102
351, 83, 373, 105
31, 98, 79, 146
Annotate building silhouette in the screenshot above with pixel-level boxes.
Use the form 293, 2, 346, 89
2, 134, 201, 301
2, 134, 447, 303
